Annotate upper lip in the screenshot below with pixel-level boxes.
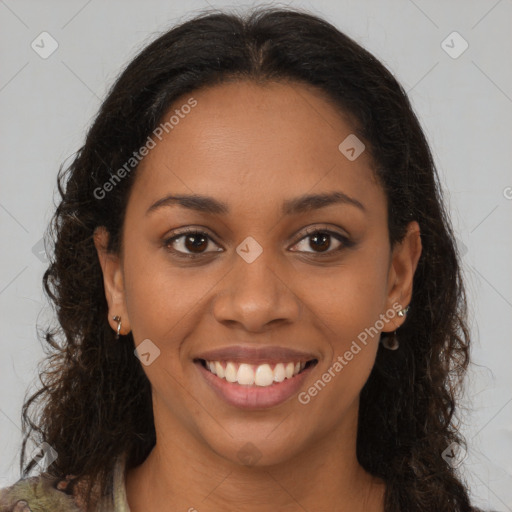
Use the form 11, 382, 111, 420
194, 345, 318, 365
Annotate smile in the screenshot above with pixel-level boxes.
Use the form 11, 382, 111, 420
195, 357, 318, 410
200, 360, 316, 387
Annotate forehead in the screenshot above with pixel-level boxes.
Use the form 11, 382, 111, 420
127, 79, 383, 216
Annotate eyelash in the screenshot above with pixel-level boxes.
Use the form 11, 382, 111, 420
162, 226, 353, 260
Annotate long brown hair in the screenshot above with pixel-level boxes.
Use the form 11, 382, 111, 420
21, 7, 479, 511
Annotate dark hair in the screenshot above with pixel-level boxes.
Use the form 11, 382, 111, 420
20, 6, 479, 511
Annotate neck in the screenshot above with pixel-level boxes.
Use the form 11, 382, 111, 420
125, 399, 385, 512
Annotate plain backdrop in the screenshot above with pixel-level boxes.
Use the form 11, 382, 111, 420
1, 0, 511, 510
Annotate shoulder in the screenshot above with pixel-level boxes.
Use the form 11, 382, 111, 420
0, 452, 129, 512
0, 472, 86, 512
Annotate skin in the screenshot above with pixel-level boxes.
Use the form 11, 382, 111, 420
94, 79, 422, 512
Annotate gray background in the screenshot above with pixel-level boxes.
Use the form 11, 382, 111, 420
1, 0, 511, 510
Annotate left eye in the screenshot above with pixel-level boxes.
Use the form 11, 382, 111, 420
164, 230, 222, 257
291, 230, 347, 254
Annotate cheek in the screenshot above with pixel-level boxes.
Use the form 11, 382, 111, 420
122, 243, 207, 349
296, 245, 389, 408
122, 251, 210, 413
304, 246, 390, 340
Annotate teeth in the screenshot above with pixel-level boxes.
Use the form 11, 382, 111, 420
215, 361, 225, 378
255, 364, 274, 386
225, 362, 237, 383
203, 360, 309, 387
285, 362, 294, 379
237, 364, 255, 385
273, 363, 285, 383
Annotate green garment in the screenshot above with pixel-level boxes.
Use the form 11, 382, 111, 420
0, 453, 129, 512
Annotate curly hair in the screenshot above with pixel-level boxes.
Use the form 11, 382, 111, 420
20, 6, 480, 511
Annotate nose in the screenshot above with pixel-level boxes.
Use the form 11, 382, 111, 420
212, 247, 302, 332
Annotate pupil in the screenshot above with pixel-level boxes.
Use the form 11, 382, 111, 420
311, 233, 330, 252
185, 234, 207, 253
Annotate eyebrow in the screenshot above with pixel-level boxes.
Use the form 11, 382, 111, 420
146, 191, 365, 216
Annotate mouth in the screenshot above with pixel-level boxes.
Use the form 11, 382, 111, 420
196, 358, 318, 386
194, 357, 318, 410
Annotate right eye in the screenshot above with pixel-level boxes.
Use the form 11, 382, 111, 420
163, 228, 223, 259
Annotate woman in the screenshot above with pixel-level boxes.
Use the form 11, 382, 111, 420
0, 6, 487, 512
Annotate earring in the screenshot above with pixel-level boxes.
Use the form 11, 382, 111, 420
381, 331, 399, 350
113, 315, 121, 340
397, 305, 410, 318
381, 306, 410, 350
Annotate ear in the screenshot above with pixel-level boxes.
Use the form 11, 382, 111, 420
382, 221, 422, 332
93, 226, 131, 336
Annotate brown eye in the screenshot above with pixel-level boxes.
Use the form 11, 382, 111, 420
291, 229, 351, 255
182, 233, 208, 253
308, 232, 331, 252
164, 229, 222, 258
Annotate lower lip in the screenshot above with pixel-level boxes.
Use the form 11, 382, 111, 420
195, 361, 315, 410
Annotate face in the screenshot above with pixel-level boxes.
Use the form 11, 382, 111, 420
95, 79, 421, 467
